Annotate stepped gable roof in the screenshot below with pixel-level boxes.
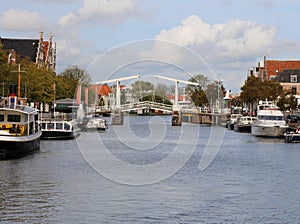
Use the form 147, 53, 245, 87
0, 37, 39, 62
277, 69, 300, 83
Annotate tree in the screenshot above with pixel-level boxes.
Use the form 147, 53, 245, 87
131, 80, 154, 101
188, 74, 209, 89
142, 95, 172, 105
240, 76, 282, 102
186, 74, 210, 107
205, 80, 224, 106
240, 76, 263, 103
57, 65, 90, 101
240, 75, 283, 111
277, 88, 297, 112
154, 83, 168, 99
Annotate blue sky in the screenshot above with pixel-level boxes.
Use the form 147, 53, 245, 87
1, 0, 300, 93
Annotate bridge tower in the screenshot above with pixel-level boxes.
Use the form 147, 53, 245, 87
97, 75, 140, 125
154, 75, 199, 126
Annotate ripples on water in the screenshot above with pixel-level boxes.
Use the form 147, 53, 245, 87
1, 116, 300, 223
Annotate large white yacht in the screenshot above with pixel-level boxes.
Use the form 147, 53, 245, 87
251, 100, 288, 137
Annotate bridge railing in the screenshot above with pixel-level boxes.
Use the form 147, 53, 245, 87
181, 107, 222, 114
120, 101, 173, 112
95, 102, 225, 114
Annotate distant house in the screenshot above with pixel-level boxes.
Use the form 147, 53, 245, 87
0, 30, 56, 72
276, 69, 300, 106
277, 69, 300, 94
88, 84, 113, 107
248, 56, 300, 81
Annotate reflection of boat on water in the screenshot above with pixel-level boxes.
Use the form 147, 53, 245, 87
234, 116, 256, 133
284, 127, 300, 143
39, 119, 81, 140
84, 118, 107, 132
251, 100, 288, 137
0, 86, 41, 159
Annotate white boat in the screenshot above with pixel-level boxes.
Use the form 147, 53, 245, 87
39, 119, 81, 140
234, 116, 257, 133
228, 114, 243, 130
251, 100, 288, 137
284, 127, 300, 143
0, 96, 41, 159
84, 118, 107, 132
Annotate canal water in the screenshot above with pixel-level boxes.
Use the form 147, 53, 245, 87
1, 116, 300, 223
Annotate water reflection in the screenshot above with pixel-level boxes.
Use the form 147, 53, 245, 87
0, 159, 60, 223
1, 116, 300, 223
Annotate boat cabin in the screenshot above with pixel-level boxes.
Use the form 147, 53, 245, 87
0, 105, 40, 136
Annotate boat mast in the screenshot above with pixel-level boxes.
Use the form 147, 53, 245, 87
12, 64, 26, 100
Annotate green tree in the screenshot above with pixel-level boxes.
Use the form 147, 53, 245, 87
57, 65, 91, 101
240, 76, 283, 102
240, 75, 283, 111
186, 74, 209, 107
154, 83, 168, 99
131, 80, 154, 101
205, 80, 224, 106
142, 95, 172, 105
277, 88, 297, 112
240, 76, 263, 103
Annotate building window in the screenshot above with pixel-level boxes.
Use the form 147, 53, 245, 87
292, 86, 297, 95
291, 75, 297, 83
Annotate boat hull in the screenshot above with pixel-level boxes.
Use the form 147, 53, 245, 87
284, 132, 300, 143
251, 125, 287, 137
234, 124, 251, 133
0, 132, 41, 159
41, 130, 80, 140
228, 123, 235, 130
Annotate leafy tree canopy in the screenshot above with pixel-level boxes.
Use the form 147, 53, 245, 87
240, 76, 283, 103
0, 47, 90, 104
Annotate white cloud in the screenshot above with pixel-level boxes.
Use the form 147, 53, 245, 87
58, 0, 138, 27
153, 15, 278, 92
0, 9, 48, 31
155, 15, 276, 61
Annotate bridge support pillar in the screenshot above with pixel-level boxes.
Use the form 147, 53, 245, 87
172, 111, 182, 126
111, 108, 123, 125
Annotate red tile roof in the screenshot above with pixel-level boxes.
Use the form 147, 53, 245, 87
89, 84, 112, 97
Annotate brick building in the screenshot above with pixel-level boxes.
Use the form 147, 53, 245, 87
249, 56, 300, 81
0, 30, 56, 72
276, 69, 300, 95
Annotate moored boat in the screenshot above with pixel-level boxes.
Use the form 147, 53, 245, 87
39, 119, 81, 140
284, 127, 300, 143
234, 116, 256, 133
0, 90, 41, 159
251, 100, 288, 137
228, 114, 243, 130
84, 118, 107, 132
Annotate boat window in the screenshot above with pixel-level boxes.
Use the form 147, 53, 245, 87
0, 114, 4, 122
258, 115, 283, 120
42, 123, 46, 129
8, 115, 21, 122
48, 123, 54, 129
64, 123, 71, 130
56, 123, 63, 130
